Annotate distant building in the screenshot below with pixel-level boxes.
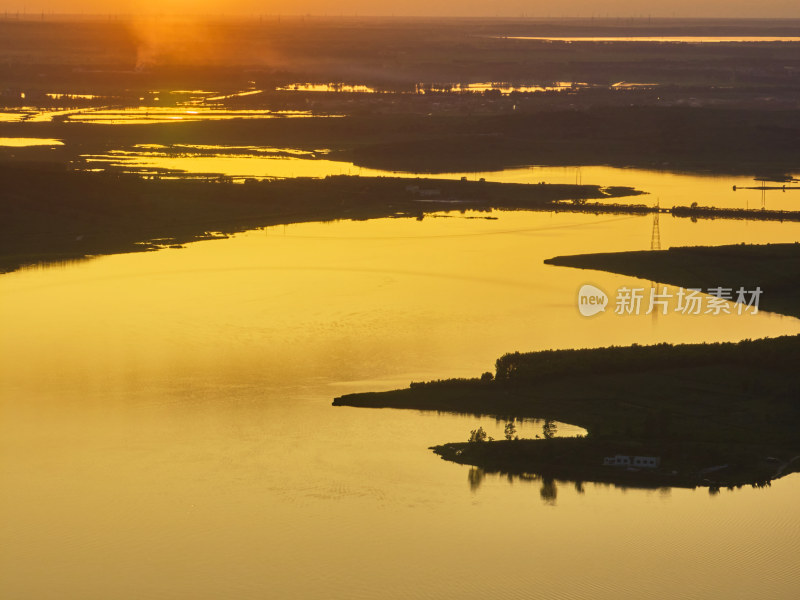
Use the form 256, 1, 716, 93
633, 456, 661, 468
603, 455, 660, 469
406, 185, 441, 198
604, 455, 631, 467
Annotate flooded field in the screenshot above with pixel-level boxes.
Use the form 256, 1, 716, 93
80, 144, 800, 211
423, 81, 588, 93
0, 86, 328, 124
66, 107, 318, 125
277, 82, 597, 94
2, 209, 800, 600
0, 137, 63, 147
45, 93, 102, 100
278, 83, 382, 93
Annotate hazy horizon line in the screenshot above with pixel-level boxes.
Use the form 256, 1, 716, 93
2, 13, 800, 21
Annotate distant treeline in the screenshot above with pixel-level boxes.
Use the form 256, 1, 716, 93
674, 205, 800, 222
346, 107, 800, 174
494, 336, 800, 383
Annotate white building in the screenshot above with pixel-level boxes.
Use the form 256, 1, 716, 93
603, 455, 660, 468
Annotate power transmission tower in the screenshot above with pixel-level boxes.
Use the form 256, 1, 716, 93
649, 200, 663, 322
650, 201, 661, 251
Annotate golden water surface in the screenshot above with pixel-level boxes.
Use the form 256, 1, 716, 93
2, 211, 800, 599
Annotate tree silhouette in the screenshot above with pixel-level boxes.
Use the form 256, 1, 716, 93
542, 419, 557, 440
468, 427, 488, 442
504, 421, 517, 441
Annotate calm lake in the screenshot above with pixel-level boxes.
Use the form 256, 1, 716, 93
2, 210, 800, 599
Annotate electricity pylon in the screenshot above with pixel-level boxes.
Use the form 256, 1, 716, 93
651, 201, 661, 251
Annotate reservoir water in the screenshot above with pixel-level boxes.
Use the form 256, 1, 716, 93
2, 210, 800, 599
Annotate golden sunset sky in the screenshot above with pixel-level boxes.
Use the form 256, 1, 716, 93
0, 0, 798, 18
